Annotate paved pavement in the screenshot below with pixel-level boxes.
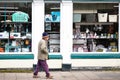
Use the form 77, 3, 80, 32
0, 71, 120, 80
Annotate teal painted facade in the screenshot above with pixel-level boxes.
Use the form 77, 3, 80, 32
0, 54, 34, 59
0, 54, 63, 59
71, 53, 120, 59
49, 54, 62, 59
1, 53, 120, 59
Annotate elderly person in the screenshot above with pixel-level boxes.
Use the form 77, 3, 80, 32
33, 32, 53, 79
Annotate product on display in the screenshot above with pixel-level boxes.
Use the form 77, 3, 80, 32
22, 48, 29, 52
73, 12, 118, 52
47, 32, 60, 53
98, 13, 108, 22
73, 45, 81, 52
50, 45, 60, 53
45, 14, 52, 22
86, 14, 96, 22
45, 7, 60, 53
11, 41, 17, 46
108, 25, 114, 34
49, 34, 60, 39
0, 48, 4, 52
0, 22, 31, 52
26, 33, 32, 39
10, 33, 21, 39
51, 11, 60, 22
49, 39, 60, 44
45, 22, 51, 30
73, 13, 81, 22
109, 15, 117, 22
0, 3, 32, 53
12, 11, 29, 22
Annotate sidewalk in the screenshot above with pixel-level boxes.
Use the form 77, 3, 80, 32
0, 71, 120, 80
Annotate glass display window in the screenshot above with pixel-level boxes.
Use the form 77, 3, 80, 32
45, 3, 60, 53
0, 3, 32, 52
73, 3, 118, 52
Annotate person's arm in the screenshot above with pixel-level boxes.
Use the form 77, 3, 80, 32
40, 40, 48, 54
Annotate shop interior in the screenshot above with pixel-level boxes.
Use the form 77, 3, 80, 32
45, 3, 60, 53
0, 3, 32, 52
73, 3, 118, 52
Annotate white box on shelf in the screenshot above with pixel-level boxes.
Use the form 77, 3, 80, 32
10, 33, 21, 38
109, 15, 117, 22
98, 13, 108, 22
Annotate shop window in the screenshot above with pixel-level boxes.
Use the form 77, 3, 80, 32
45, 3, 60, 53
0, 3, 32, 52
73, 3, 118, 52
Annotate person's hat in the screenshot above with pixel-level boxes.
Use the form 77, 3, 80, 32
42, 32, 49, 38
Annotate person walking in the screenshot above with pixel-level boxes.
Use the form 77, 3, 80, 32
33, 32, 53, 79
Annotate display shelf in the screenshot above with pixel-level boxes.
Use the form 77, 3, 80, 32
0, 46, 5, 47
49, 43, 60, 45
75, 22, 114, 25
73, 8, 118, 52
0, 38, 8, 39
9, 37, 31, 39
0, 22, 31, 52
0, 22, 31, 24
48, 34, 60, 52
73, 39, 86, 44
47, 31, 60, 34
45, 22, 60, 23
45, 22, 60, 53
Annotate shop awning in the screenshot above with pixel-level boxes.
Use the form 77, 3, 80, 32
0, 0, 33, 3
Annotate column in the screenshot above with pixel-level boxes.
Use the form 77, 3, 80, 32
32, 0, 45, 64
60, 1, 73, 70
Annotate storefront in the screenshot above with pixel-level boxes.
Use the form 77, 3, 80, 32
32, 0, 120, 70
71, 1, 120, 69
0, 0, 120, 70
32, 0, 62, 69
0, 0, 33, 68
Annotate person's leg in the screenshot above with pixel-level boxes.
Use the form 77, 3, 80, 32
33, 60, 41, 76
40, 60, 50, 77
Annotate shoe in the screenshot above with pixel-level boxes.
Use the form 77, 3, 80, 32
33, 75, 40, 78
46, 76, 53, 79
